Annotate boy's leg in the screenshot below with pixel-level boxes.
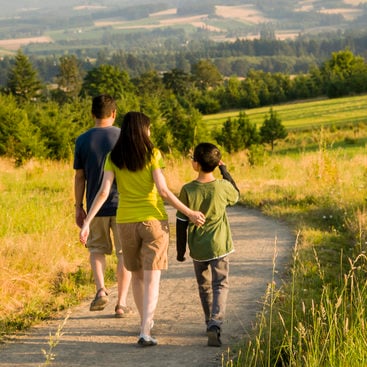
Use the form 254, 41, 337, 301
193, 260, 212, 325
205, 256, 229, 347
208, 256, 229, 328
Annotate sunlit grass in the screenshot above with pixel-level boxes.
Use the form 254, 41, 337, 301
203, 94, 367, 130
0, 159, 116, 338
3, 122, 367, 366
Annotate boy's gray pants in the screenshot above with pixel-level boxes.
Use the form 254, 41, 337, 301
193, 256, 229, 329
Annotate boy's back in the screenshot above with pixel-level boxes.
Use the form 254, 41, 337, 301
175, 142, 240, 347
177, 178, 238, 261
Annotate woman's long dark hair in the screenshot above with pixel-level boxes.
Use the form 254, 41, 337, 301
110, 111, 154, 171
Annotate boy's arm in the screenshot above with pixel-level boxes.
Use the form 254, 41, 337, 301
176, 218, 188, 262
219, 163, 240, 193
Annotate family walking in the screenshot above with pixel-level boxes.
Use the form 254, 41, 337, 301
74, 94, 239, 348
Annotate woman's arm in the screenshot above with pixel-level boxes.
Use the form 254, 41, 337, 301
153, 168, 205, 226
79, 170, 115, 244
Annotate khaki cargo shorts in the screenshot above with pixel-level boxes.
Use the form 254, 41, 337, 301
116, 220, 169, 271
86, 216, 123, 256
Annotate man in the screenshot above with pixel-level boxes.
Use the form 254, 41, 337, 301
74, 94, 132, 317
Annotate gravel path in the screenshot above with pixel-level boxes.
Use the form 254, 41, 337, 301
0, 205, 294, 367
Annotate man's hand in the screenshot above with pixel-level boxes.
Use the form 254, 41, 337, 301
75, 207, 87, 228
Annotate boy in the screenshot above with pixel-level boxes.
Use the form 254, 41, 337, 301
176, 142, 239, 347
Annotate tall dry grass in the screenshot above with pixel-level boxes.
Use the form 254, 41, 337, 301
0, 159, 97, 337
2, 126, 367, 365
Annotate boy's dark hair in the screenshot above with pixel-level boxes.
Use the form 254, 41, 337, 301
91, 94, 116, 119
193, 142, 221, 173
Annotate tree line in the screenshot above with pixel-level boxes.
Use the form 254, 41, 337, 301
9, 29, 367, 82
0, 48, 366, 165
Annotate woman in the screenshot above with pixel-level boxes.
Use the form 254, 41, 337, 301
80, 111, 205, 347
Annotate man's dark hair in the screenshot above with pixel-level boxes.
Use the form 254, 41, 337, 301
193, 142, 221, 173
91, 94, 116, 119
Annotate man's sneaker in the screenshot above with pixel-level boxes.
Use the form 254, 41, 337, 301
137, 334, 157, 347
207, 325, 222, 347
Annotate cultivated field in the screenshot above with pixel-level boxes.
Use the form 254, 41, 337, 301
0, 36, 53, 51
0, 1, 365, 54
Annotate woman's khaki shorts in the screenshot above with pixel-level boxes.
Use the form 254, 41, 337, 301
117, 220, 169, 271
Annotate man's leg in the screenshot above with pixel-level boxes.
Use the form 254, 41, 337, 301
115, 254, 133, 315
90, 252, 106, 290
89, 252, 108, 311
112, 219, 133, 316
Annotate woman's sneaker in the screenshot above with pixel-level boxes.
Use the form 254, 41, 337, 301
137, 334, 157, 347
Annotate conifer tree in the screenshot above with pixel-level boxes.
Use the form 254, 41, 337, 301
259, 108, 287, 151
7, 49, 42, 101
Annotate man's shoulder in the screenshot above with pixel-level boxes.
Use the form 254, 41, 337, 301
77, 126, 120, 141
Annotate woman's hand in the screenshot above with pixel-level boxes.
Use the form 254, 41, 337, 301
79, 222, 90, 245
188, 211, 206, 227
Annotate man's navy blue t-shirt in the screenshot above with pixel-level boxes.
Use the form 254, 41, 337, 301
74, 126, 119, 216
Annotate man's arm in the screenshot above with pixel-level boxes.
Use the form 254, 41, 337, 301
176, 218, 188, 262
74, 169, 87, 228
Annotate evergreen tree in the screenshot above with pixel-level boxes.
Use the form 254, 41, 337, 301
215, 112, 259, 153
56, 55, 84, 101
259, 108, 287, 151
7, 49, 42, 102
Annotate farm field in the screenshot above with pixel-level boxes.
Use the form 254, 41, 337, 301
0, 1, 366, 55
202, 95, 367, 131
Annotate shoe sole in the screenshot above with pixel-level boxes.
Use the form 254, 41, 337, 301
138, 338, 157, 347
207, 329, 222, 347
90, 297, 108, 311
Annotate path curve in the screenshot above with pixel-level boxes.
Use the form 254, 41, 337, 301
0, 205, 294, 367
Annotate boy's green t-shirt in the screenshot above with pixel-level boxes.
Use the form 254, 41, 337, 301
177, 179, 238, 261
104, 148, 168, 223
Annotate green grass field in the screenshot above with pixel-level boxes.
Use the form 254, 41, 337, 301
202, 95, 367, 131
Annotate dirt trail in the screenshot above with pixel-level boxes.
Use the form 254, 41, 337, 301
0, 206, 294, 367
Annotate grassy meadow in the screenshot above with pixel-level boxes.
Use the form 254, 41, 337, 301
2, 95, 367, 365
203, 95, 367, 131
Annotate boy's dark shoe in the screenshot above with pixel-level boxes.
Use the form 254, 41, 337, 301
207, 325, 222, 347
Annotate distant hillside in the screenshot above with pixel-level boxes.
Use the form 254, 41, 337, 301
0, 0, 366, 57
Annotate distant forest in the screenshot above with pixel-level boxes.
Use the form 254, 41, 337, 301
0, 29, 366, 85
